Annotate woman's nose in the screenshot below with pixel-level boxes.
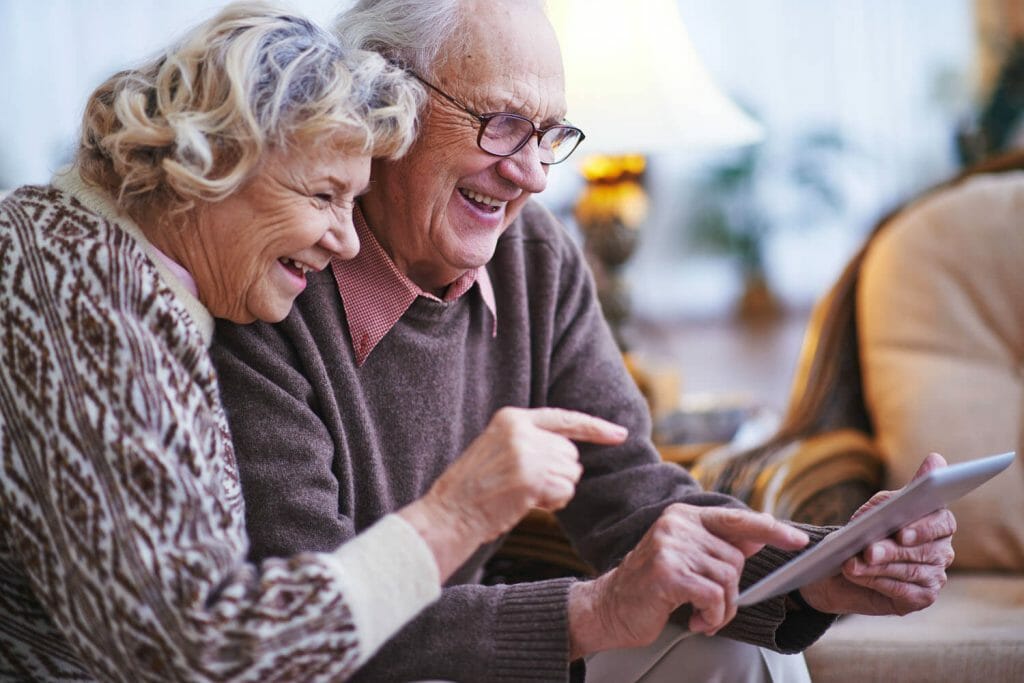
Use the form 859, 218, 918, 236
319, 218, 360, 261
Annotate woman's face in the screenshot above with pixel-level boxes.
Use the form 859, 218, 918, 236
188, 139, 370, 323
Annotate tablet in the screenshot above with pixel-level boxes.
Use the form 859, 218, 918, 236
737, 450, 1016, 607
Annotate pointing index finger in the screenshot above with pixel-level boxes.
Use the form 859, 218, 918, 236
530, 408, 629, 445
702, 508, 810, 553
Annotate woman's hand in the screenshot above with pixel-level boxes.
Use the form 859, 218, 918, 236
400, 407, 627, 579
429, 407, 628, 540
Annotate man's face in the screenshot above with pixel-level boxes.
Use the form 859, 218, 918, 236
360, 1, 567, 293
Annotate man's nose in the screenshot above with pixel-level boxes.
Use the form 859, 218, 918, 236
497, 139, 549, 194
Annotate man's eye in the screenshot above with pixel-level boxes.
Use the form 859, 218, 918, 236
314, 193, 334, 204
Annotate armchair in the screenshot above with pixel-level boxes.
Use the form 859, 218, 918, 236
710, 152, 1024, 682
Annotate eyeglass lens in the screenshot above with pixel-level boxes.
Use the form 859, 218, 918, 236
480, 114, 582, 164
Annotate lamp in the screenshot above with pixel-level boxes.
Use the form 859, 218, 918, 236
548, 0, 762, 347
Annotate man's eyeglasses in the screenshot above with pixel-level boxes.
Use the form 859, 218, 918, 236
409, 72, 585, 165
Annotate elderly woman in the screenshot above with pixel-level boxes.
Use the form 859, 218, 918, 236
0, 3, 627, 680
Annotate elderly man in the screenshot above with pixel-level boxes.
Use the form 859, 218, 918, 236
211, 1, 956, 681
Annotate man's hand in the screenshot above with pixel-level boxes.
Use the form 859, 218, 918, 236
568, 504, 809, 657
798, 453, 957, 616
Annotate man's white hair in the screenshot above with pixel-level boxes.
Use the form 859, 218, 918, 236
333, 0, 548, 81
333, 0, 466, 80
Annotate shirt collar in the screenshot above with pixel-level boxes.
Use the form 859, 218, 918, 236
331, 204, 496, 366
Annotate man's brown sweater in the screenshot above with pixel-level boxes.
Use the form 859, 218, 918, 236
211, 201, 835, 682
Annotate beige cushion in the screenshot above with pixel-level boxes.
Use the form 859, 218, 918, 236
804, 573, 1024, 683
858, 172, 1024, 571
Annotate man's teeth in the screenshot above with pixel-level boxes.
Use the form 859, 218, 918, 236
280, 257, 313, 274
461, 189, 504, 207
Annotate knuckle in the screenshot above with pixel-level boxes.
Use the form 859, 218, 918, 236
651, 544, 676, 568
718, 508, 746, 526
494, 406, 517, 422
905, 590, 934, 613
647, 526, 670, 552
943, 510, 958, 535
665, 502, 691, 518
548, 407, 575, 429
720, 563, 740, 586
723, 545, 745, 568
695, 582, 725, 607
654, 511, 680, 535
703, 507, 742, 533
894, 600, 915, 616
492, 406, 522, 432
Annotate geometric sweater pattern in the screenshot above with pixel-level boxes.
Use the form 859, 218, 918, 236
0, 185, 363, 681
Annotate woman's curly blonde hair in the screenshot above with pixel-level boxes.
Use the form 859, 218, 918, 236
77, 0, 421, 224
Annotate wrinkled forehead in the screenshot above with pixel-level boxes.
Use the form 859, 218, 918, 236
437, 0, 567, 123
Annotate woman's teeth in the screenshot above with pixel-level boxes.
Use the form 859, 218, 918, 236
280, 257, 313, 274
460, 189, 504, 209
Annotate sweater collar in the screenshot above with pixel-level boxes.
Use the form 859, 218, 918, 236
331, 204, 496, 366
51, 168, 215, 345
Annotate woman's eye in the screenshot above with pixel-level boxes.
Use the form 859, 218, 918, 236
314, 193, 334, 204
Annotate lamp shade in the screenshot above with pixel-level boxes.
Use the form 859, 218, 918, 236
547, 0, 763, 155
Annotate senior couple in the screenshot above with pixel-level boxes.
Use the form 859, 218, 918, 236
0, 1, 955, 681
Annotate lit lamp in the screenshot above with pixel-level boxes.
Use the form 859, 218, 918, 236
547, 0, 763, 347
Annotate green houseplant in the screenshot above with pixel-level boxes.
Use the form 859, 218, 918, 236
689, 128, 848, 319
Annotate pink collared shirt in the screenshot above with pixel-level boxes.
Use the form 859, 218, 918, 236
331, 205, 497, 366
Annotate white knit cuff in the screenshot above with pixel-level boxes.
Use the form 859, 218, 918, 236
320, 514, 441, 666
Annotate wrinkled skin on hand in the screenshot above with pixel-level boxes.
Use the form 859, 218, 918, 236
427, 406, 628, 542
798, 452, 956, 616
569, 504, 810, 656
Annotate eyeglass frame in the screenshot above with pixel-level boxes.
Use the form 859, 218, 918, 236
408, 71, 585, 165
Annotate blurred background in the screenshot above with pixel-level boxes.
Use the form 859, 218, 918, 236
2, 0, 1020, 410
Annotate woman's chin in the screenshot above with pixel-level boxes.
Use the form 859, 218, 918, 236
252, 301, 294, 324
217, 299, 294, 325
260, 310, 291, 324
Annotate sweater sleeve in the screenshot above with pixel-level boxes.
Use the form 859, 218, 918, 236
0, 194, 439, 681
212, 315, 578, 683
534, 208, 836, 651
321, 514, 441, 659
